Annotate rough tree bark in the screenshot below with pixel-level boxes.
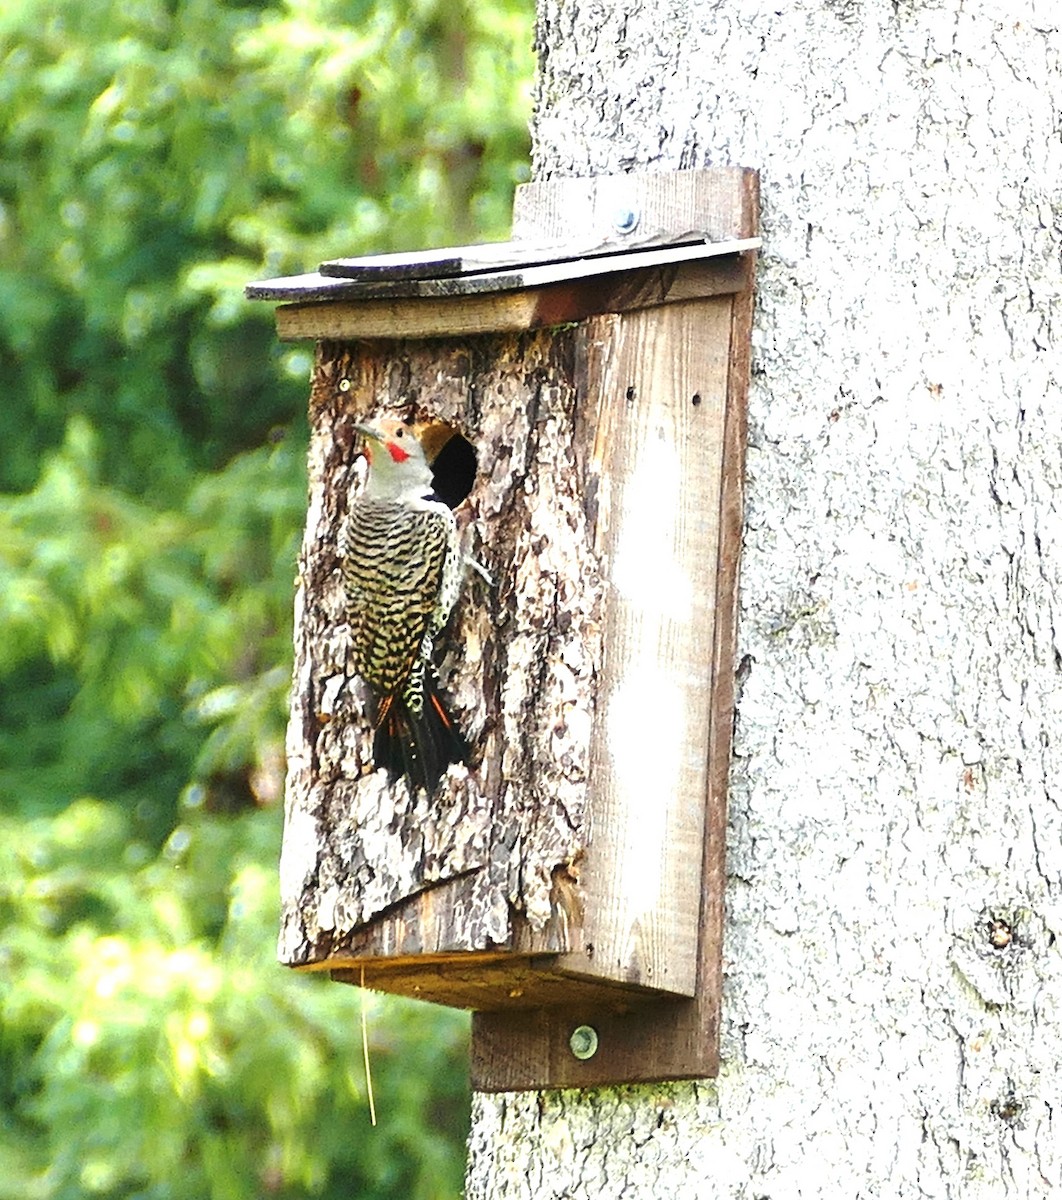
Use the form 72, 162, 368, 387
279, 331, 603, 974
467, 2, 1062, 1196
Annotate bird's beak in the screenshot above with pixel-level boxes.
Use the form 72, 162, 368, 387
355, 422, 382, 443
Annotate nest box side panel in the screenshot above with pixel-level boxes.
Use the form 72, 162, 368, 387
550, 297, 733, 998
278, 332, 605, 975
471, 292, 750, 1088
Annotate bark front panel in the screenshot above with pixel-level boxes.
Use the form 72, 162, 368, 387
279, 330, 603, 977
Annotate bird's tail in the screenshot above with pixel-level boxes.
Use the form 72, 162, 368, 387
373, 671, 467, 794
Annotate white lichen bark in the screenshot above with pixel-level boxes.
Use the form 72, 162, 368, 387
467, 2, 1062, 1195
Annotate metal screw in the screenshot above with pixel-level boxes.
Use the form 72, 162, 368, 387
569, 1025, 599, 1060
611, 205, 640, 235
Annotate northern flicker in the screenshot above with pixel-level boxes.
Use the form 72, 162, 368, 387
338, 416, 468, 793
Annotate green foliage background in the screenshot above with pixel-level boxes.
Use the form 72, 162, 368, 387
0, 1, 534, 1195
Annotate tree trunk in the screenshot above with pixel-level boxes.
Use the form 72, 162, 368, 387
467, 2, 1062, 1196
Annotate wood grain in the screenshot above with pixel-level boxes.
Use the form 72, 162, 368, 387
267, 252, 754, 340
512, 166, 758, 247
471, 999, 716, 1090
559, 298, 733, 998
273, 258, 748, 340
331, 956, 667, 1011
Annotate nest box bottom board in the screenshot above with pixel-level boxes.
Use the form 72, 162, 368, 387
322, 951, 687, 1012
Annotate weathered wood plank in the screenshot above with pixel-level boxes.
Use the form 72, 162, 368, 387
560, 297, 733, 998
513, 165, 758, 248
274, 288, 543, 340
319, 231, 709, 281
247, 237, 759, 304
272, 257, 750, 341
695, 195, 758, 1075
470, 999, 716, 1090
331, 956, 665, 1011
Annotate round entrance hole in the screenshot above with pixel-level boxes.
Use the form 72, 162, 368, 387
421, 421, 477, 510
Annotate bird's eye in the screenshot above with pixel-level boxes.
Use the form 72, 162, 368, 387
395, 427, 405, 438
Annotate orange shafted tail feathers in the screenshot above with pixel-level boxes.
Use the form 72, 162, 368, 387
372, 672, 468, 794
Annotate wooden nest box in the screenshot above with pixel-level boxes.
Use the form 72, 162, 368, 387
248, 167, 759, 1089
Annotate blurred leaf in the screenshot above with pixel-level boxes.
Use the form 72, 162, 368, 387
0, 0, 529, 1194
0, 802, 470, 1199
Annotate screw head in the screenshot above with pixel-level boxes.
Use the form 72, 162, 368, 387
569, 1024, 599, 1060
611, 205, 640, 235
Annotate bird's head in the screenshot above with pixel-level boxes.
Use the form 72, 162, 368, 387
355, 416, 426, 465
355, 416, 435, 498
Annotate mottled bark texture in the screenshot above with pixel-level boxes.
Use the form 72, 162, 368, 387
468, 1, 1062, 1197
279, 332, 604, 975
